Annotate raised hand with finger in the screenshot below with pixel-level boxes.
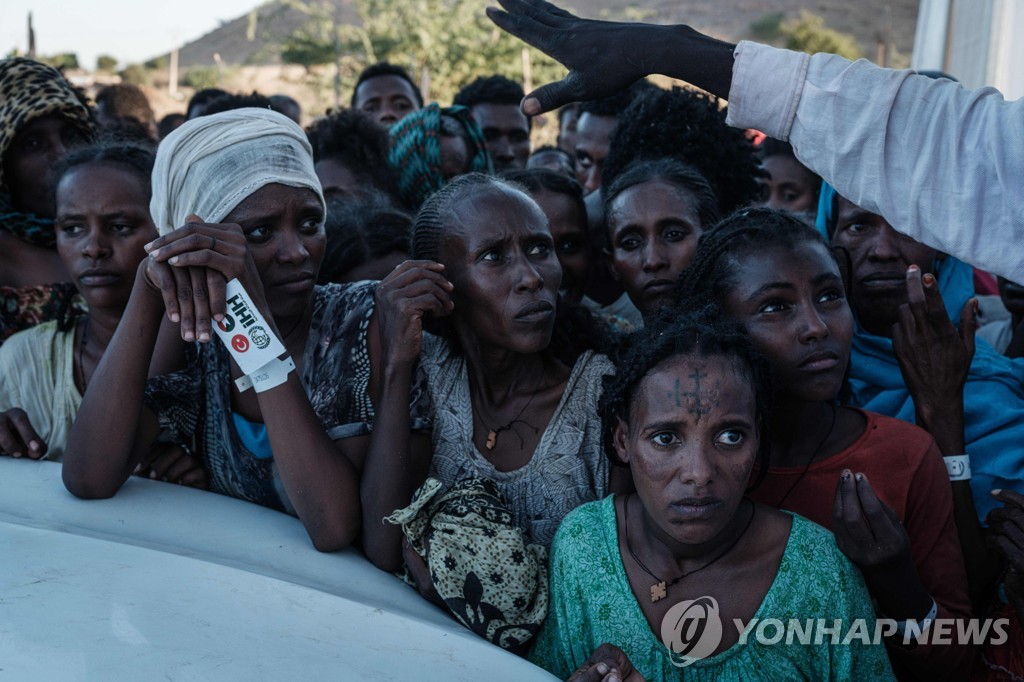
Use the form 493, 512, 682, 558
891, 264, 977, 455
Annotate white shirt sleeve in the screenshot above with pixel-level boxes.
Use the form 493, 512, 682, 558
725, 40, 1024, 284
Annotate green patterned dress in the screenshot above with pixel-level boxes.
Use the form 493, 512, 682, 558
530, 496, 895, 681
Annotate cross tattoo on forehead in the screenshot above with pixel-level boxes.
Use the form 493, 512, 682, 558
668, 369, 715, 421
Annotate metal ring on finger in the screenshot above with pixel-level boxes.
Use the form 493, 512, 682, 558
210, 235, 218, 251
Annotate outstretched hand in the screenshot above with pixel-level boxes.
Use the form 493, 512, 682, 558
570, 644, 645, 682
486, 1, 659, 114
486, 0, 735, 114
891, 265, 976, 439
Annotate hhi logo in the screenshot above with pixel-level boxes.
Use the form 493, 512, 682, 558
660, 596, 723, 667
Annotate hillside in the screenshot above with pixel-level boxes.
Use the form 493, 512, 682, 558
164, 0, 920, 69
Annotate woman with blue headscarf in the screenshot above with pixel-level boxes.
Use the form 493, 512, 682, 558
817, 183, 1024, 525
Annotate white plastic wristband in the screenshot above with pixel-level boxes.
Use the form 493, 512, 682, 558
212, 279, 286, 375
944, 454, 972, 482
235, 356, 295, 393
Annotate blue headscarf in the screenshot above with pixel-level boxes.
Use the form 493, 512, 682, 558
818, 183, 1024, 522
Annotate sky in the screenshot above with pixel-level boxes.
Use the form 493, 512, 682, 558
2, 0, 261, 71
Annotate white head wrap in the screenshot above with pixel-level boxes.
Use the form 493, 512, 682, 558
150, 108, 324, 235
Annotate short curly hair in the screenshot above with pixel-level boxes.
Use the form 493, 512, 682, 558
306, 108, 402, 204
95, 83, 155, 131
600, 307, 772, 483
453, 75, 524, 108
352, 62, 423, 108
578, 80, 657, 119
453, 75, 531, 130
602, 87, 762, 217
201, 91, 273, 116
51, 142, 156, 206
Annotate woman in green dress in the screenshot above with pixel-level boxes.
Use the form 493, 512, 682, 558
529, 312, 894, 681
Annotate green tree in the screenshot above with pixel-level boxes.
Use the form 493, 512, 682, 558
40, 52, 79, 70
780, 11, 862, 61
144, 56, 169, 71
282, 0, 566, 104
181, 66, 221, 90
119, 64, 150, 86
96, 54, 118, 72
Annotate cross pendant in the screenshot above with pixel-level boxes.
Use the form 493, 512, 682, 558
650, 581, 667, 602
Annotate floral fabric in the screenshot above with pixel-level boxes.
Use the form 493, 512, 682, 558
530, 497, 895, 681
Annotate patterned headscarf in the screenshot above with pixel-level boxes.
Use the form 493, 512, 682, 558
150, 108, 324, 235
388, 103, 492, 210
0, 57, 94, 247
387, 477, 548, 650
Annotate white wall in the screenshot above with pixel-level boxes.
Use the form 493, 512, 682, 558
912, 0, 1023, 100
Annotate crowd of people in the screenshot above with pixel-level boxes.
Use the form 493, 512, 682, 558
2, 0, 1024, 678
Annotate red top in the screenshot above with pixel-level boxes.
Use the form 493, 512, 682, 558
750, 409, 973, 679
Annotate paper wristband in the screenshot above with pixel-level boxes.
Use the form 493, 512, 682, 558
235, 356, 295, 393
212, 278, 286, 375
944, 455, 972, 481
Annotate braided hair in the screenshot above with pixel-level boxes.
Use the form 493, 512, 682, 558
410, 172, 500, 261
603, 158, 720, 242
675, 207, 845, 312
600, 307, 773, 485
500, 168, 586, 228
50, 142, 157, 332
411, 172, 606, 362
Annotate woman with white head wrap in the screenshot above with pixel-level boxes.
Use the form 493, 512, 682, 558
64, 109, 422, 551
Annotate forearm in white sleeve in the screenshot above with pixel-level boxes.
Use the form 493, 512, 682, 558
726, 40, 1024, 284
